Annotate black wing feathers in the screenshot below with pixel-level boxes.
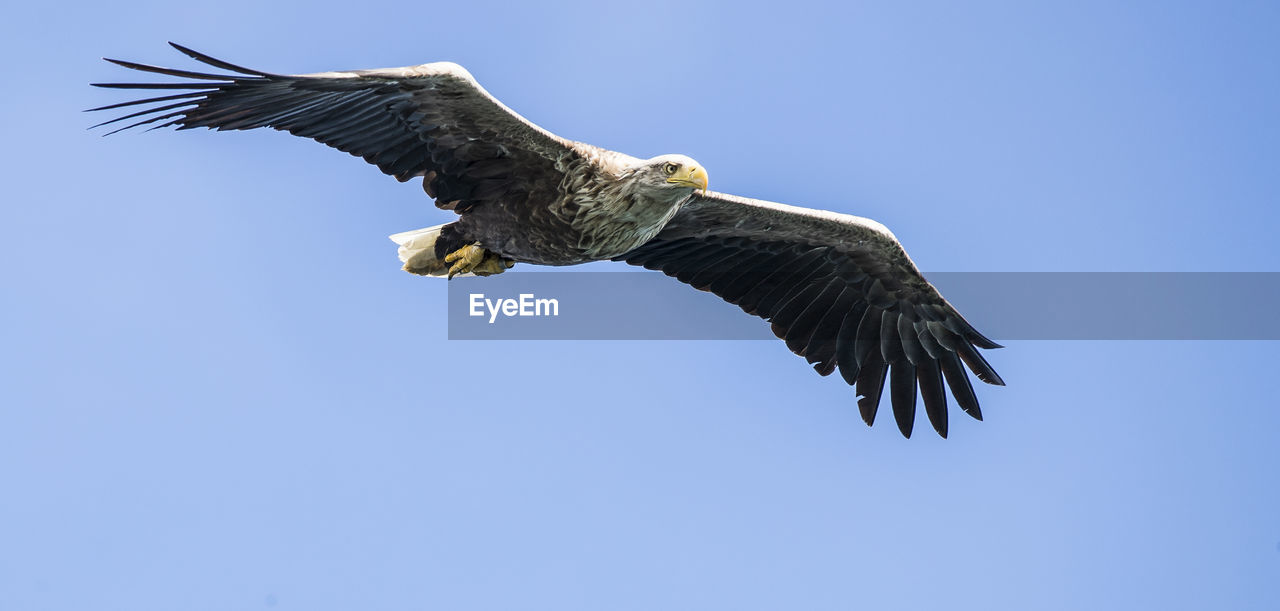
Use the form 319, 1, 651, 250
616, 199, 1004, 438
90, 43, 567, 215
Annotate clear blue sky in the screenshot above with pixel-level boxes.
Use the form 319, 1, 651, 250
3, 1, 1279, 609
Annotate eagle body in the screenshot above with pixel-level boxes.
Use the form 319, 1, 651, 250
447, 144, 693, 266
92, 44, 1006, 439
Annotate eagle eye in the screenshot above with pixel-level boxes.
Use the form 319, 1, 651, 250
662, 162, 679, 175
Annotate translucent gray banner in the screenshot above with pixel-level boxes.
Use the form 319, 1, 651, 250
446, 272, 1280, 340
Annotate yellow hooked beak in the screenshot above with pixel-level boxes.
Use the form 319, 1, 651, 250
667, 165, 709, 191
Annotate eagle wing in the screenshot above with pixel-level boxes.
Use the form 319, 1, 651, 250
90, 43, 573, 213
616, 191, 1005, 438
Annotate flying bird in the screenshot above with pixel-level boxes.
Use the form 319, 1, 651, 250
91, 43, 1005, 438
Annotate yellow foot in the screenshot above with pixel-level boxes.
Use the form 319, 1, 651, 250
443, 243, 515, 278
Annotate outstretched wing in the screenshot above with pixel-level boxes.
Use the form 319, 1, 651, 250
616, 191, 1005, 438
89, 43, 574, 213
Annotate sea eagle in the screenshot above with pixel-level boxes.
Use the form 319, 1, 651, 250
91, 43, 1005, 438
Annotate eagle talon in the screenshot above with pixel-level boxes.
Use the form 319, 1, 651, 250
444, 243, 513, 278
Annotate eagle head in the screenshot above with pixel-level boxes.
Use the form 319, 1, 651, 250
625, 154, 709, 197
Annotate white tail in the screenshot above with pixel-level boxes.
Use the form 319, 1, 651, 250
389, 224, 449, 277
